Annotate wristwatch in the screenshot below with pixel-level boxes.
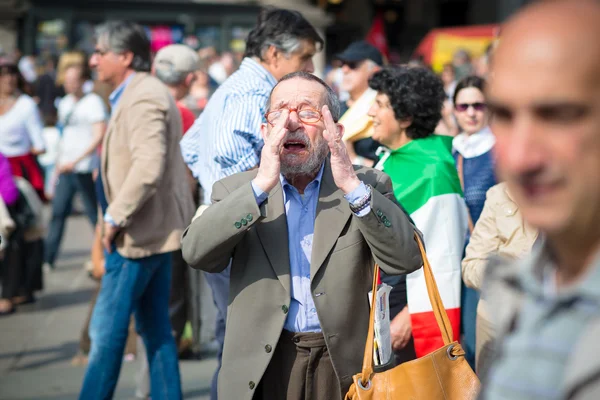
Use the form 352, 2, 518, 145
349, 184, 372, 214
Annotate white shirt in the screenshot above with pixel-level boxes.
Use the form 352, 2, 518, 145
0, 94, 45, 157
57, 93, 107, 173
452, 126, 495, 159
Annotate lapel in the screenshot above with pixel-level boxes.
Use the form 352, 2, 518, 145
310, 159, 352, 279
255, 182, 291, 295
101, 73, 144, 201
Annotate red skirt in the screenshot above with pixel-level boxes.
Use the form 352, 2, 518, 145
7, 153, 47, 202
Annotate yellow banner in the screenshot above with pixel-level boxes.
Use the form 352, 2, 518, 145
431, 33, 494, 73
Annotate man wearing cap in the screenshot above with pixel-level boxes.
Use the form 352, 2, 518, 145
153, 44, 199, 135
336, 41, 383, 167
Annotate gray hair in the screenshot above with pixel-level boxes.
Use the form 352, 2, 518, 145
95, 21, 151, 72
267, 71, 341, 122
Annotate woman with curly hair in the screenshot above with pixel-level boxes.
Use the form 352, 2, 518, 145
369, 65, 469, 363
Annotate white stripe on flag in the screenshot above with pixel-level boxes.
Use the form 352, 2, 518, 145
407, 193, 468, 314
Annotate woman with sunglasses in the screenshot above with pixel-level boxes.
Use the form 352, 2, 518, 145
451, 75, 497, 370
0, 58, 46, 201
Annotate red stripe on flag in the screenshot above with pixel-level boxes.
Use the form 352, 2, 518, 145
410, 308, 461, 358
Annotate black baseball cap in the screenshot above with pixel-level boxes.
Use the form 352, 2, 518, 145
335, 41, 383, 66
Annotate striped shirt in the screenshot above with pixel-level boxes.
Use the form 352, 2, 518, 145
483, 246, 600, 400
180, 58, 277, 203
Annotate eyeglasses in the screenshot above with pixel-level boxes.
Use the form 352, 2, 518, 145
0, 65, 18, 76
455, 102, 487, 112
265, 107, 322, 126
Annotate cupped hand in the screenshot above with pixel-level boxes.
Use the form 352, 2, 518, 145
253, 110, 289, 193
322, 105, 360, 194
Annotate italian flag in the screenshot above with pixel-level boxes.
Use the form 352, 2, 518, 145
375, 135, 468, 357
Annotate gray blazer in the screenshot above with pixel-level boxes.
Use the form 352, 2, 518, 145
181, 160, 422, 400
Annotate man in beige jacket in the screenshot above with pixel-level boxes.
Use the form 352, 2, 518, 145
182, 72, 422, 400
79, 21, 194, 400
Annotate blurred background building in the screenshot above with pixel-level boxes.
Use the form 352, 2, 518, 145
2, 0, 530, 70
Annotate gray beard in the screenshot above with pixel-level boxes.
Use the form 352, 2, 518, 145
280, 139, 329, 178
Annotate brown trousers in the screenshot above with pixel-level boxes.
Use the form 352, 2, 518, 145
255, 330, 342, 400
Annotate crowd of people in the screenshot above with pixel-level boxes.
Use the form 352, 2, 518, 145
1, 0, 600, 399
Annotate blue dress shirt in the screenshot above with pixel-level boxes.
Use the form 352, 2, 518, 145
251, 163, 371, 332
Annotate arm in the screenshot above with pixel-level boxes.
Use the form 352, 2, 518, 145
462, 189, 502, 290
105, 98, 167, 227
181, 179, 261, 272
25, 101, 46, 155
353, 172, 422, 276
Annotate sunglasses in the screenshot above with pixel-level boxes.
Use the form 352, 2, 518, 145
342, 61, 363, 70
0, 65, 18, 76
455, 102, 487, 112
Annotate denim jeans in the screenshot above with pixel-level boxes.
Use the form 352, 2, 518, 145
79, 249, 182, 400
461, 283, 480, 370
45, 172, 98, 266
204, 265, 230, 400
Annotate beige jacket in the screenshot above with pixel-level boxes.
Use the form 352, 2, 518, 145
181, 160, 422, 400
101, 73, 195, 258
462, 182, 538, 321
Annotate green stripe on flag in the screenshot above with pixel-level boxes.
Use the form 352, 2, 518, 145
382, 135, 463, 215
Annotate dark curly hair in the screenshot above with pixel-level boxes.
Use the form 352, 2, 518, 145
452, 75, 486, 105
368, 66, 446, 140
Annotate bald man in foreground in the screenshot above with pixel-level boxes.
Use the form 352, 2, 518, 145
479, 1, 600, 399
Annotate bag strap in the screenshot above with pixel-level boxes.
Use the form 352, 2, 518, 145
456, 153, 475, 234
359, 232, 455, 386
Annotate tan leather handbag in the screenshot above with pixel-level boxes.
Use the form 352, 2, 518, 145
345, 233, 480, 400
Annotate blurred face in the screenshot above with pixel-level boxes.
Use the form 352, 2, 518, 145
441, 66, 455, 86
341, 60, 375, 96
271, 39, 317, 80
63, 66, 84, 95
261, 78, 330, 176
89, 35, 132, 86
368, 93, 404, 149
453, 87, 489, 135
489, 29, 600, 237
0, 67, 17, 96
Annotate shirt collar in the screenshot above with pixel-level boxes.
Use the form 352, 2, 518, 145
452, 126, 495, 159
240, 58, 277, 88
109, 73, 136, 109
280, 162, 326, 193
521, 238, 600, 304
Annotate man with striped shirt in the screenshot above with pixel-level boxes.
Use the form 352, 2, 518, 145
180, 8, 322, 399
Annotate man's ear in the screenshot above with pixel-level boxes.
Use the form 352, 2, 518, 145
336, 122, 345, 138
120, 51, 134, 69
260, 122, 269, 141
185, 72, 196, 87
263, 45, 279, 67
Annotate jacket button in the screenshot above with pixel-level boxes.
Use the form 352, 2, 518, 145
282, 305, 288, 314
265, 344, 272, 353
246, 213, 253, 221
249, 381, 255, 390
376, 209, 383, 217
241, 218, 248, 226
234, 221, 242, 229
384, 220, 392, 227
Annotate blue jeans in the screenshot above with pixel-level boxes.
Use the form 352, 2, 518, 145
204, 265, 230, 400
461, 283, 479, 370
45, 172, 98, 266
79, 249, 182, 400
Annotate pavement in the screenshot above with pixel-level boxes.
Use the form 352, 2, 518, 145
0, 214, 217, 400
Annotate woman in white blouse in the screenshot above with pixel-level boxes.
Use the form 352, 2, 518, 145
0, 59, 46, 200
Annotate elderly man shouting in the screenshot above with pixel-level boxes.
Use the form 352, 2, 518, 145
181, 72, 422, 400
